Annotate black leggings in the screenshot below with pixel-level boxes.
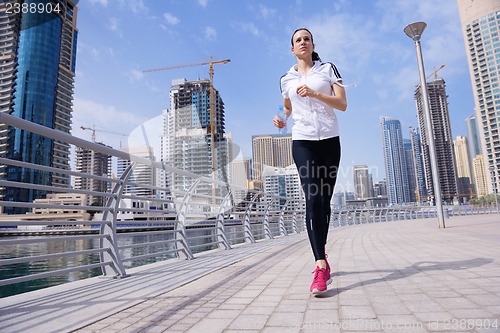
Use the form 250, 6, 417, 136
292, 136, 341, 261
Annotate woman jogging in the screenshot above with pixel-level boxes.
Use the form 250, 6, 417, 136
274, 28, 347, 294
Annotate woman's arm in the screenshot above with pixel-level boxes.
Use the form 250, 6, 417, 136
296, 83, 347, 112
283, 98, 292, 118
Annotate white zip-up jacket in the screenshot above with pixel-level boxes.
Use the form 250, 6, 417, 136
280, 61, 342, 141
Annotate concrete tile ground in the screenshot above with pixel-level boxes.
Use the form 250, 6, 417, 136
1, 214, 499, 332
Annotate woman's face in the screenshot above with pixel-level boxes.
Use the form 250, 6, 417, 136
291, 30, 314, 58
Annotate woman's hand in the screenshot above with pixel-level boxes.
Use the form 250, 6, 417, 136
296, 84, 316, 98
273, 115, 286, 128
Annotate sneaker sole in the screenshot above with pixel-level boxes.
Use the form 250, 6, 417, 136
311, 287, 327, 295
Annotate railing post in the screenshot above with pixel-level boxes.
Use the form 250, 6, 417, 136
216, 191, 232, 250
263, 197, 275, 240
279, 198, 288, 237
174, 180, 197, 260
291, 200, 299, 234
291, 205, 299, 233
100, 163, 133, 278
242, 193, 259, 243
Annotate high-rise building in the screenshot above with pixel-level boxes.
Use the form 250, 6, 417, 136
403, 138, 418, 203
117, 146, 155, 198
410, 125, 427, 202
0, 0, 79, 212
162, 78, 230, 196
380, 117, 411, 204
414, 78, 458, 203
457, 0, 500, 194
230, 158, 251, 205
251, 134, 293, 188
262, 164, 303, 208
473, 155, 489, 196
74, 144, 111, 206
373, 180, 388, 197
465, 113, 483, 159
353, 165, 373, 200
454, 136, 475, 200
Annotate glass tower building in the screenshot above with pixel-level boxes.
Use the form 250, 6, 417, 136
380, 117, 411, 205
410, 125, 428, 202
0, 0, 79, 212
457, 0, 500, 194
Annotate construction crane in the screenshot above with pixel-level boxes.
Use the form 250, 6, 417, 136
80, 125, 127, 143
426, 64, 446, 80
143, 56, 231, 177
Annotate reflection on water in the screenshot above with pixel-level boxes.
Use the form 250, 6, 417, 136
0, 225, 248, 298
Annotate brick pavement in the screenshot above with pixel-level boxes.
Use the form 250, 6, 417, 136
77, 214, 500, 333
2, 214, 500, 333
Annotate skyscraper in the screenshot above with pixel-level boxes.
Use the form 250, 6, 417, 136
403, 138, 418, 203
380, 117, 411, 205
0, 0, 79, 211
251, 134, 293, 189
353, 165, 373, 200
262, 164, 303, 207
414, 78, 458, 203
230, 158, 251, 205
117, 146, 155, 198
473, 155, 489, 196
410, 125, 427, 202
74, 145, 111, 206
162, 78, 230, 196
454, 135, 475, 200
457, 0, 500, 194
465, 113, 482, 159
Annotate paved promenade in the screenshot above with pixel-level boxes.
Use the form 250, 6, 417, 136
1, 214, 499, 333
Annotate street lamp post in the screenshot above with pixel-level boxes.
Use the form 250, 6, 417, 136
489, 166, 499, 213
404, 22, 446, 228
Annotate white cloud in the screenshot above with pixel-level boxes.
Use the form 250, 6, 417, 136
104, 47, 115, 57
198, 0, 208, 8
233, 22, 259, 37
301, 13, 377, 73
89, 0, 108, 6
163, 12, 180, 25
90, 47, 100, 61
128, 0, 147, 14
117, 0, 147, 14
203, 26, 217, 42
86, 46, 114, 62
333, 0, 349, 13
72, 98, 147, 149
127, 69, 144, 82
108, 17, 119, 31
258, 4, 276, 19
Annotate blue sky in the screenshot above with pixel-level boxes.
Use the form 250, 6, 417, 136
71, 0, 474, 192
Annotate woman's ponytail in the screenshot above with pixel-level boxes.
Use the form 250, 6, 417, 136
312, 51, 321, 62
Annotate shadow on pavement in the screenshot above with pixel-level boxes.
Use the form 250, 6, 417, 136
317, 257, 493, 298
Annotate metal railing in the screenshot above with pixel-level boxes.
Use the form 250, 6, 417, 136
0, 112, 306, 293
0, 112, 498, 295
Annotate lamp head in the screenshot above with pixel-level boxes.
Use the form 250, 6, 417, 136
404, 22, 427, 41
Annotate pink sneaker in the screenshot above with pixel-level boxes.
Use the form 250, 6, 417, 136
310, 267, 328, 294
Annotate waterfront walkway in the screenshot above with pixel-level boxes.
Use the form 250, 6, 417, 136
1, 214, 499, 333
